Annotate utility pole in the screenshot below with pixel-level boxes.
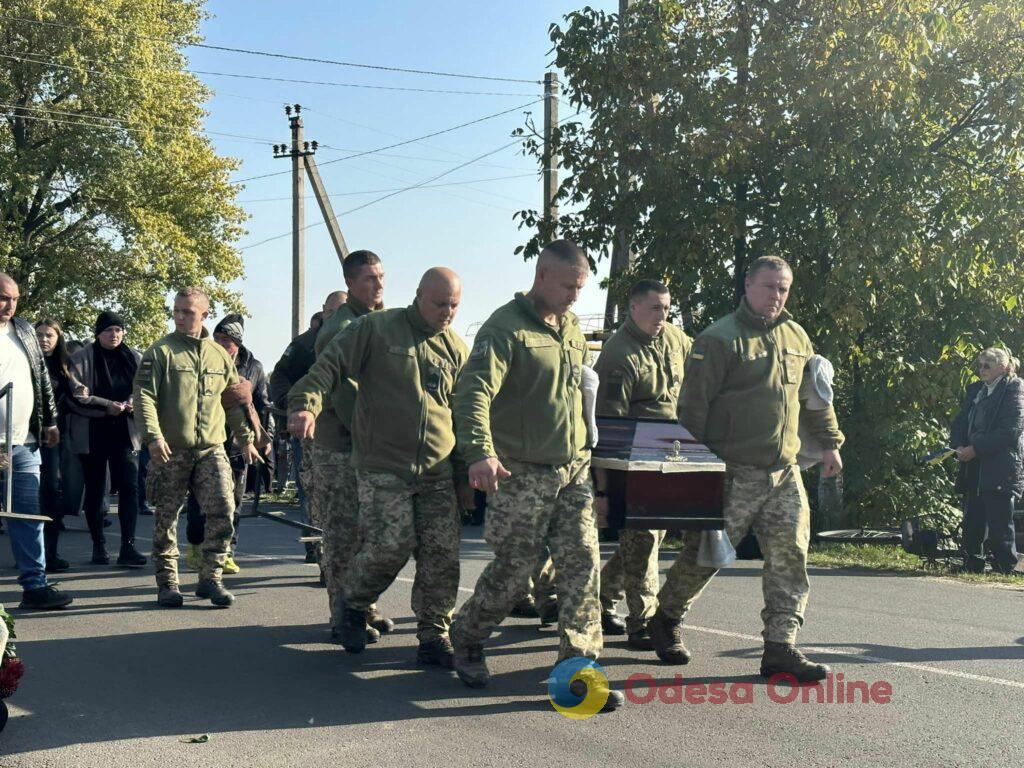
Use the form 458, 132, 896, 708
542, 72, 559, 235
271, 104, 307, 339
604, 0, 636, 330
273, 104, 349, 338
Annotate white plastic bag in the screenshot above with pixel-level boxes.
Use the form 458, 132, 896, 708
697, 529, 736, 569
580, 365, 600, 448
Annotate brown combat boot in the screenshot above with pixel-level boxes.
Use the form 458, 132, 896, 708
453, 644, 490, 688
647, 611, 692, 665
366, 607, 395, 635
760, 642, 830, 682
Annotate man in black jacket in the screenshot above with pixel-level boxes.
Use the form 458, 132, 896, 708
951, 347, 1024, 574
0, 273, 73, 609
184, 314, 275, 574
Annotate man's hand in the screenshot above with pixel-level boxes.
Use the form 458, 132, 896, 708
820, 448, 843, 478
241, 443, 263, 466
105, 401, 126, 416
287, 411, 316, 440
955, 445, 977, 462
42, 426, 59, 448
468, 457, 511, 494
149, 438, 172, 464
456, 479, 476, 511
73, 384, 89, 400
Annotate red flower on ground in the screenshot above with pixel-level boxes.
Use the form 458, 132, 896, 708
0, 658, 25, 698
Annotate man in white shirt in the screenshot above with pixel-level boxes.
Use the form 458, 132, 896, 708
0, 273, 72, 609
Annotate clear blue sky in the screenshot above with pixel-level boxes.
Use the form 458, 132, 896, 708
190, 0, 617, 366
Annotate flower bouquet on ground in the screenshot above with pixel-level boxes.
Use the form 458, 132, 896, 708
0, 604, 24, 733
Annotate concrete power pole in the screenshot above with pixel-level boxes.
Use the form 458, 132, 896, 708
273, 104, 350, 338
604, 0, 637, 330
543, 72, 559, 232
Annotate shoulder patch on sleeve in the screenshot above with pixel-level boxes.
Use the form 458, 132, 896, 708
690, 351, 705, 361
470, 337, 491, 361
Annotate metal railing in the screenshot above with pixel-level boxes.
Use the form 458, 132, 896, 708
0, 383, 12, 517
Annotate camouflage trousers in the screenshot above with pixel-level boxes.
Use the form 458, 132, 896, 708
519, 551, 556, 608
600, 528, 666, 634
344, 470, 460, 642
149, 446, 236, 588
301, 438, 320, 560
450, 456, 602, 661
657, 463, 811, 644
312, 449, 375, 628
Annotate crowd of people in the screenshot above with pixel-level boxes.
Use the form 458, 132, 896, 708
0, 239, 1020, 716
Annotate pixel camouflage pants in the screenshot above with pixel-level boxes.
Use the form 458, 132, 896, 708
657, 463, 811, 644
312, 449, 375, 627
149, 446, 236, 588
450, 456, 602, 661
344, 470, 460, 642
600, 528, 666, 634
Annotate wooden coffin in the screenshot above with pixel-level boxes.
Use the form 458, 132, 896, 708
591, 417, 726, 531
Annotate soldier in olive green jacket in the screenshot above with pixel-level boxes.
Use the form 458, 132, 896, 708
134, 288, 258, 609
291, 250, 391, 644
650, 256, 844, 684
289, 268, 468, 667
594, 280, 692, 649
449, 240, 623, 713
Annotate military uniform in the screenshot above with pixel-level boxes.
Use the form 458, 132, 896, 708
657, 298, 843, 644
449, 293, 602, 661
291, 296, 378, 622
596, 316, 692, 634
291, 303, 467, 642
134, 330, 254, 589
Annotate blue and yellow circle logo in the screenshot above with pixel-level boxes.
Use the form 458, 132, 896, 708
547, 658, 609, 719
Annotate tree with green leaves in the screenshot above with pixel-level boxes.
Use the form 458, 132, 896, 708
0, 0, 245, 344
518, 0, 1024, 525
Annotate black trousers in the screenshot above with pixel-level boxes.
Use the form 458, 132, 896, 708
186, 460, 246, 547
962, 490, 1019, 574
82, 447, 139, 546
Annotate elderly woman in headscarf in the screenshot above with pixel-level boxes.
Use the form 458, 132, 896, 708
950, 347, 1024, 574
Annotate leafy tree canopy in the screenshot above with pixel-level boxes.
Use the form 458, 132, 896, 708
0, 0, 246, 345
519, 0, 1024, 524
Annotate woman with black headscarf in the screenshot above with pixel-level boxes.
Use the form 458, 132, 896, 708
67, 311, 147, 566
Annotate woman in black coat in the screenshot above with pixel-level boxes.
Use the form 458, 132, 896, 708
950, 347, 1024, 574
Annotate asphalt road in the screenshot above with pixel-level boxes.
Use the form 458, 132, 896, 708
1, 503, 1022, 768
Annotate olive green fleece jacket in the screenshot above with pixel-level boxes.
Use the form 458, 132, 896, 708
289, 303, 468, 481
304, 295, 377, 453
454, 292, 590, 467
594, 316, 692, 419
133, 329, 254, 451
678, 297, 844, 470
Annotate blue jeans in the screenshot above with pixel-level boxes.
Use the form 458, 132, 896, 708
5, 445, 46, 591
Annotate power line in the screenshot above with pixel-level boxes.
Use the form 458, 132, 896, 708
232, 99, 542, 184
239, 138, 526, 251
0, 101, 280, 145
1, 50, 540, 98
235, 173, 535, 202
0, 15, 541, 85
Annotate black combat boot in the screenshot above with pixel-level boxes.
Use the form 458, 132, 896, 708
157, 585, 184, 608
91, 542, 110, 565
117, 540, 147, 567
568, 677, 625, 714
453, 643, 489, 688
601, 611, 627, 636
195, 579, 234, 607
537, 599, 559, 627
647, 611, 692, 665
509, 596, 539, 619
626, 626, 654, 651
417, 636, 455, 669
19, 585, 73, 610
760, 642, 830, 682
340, 606, 369, 654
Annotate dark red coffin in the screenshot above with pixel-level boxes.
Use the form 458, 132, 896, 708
592, 417, 726, 530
